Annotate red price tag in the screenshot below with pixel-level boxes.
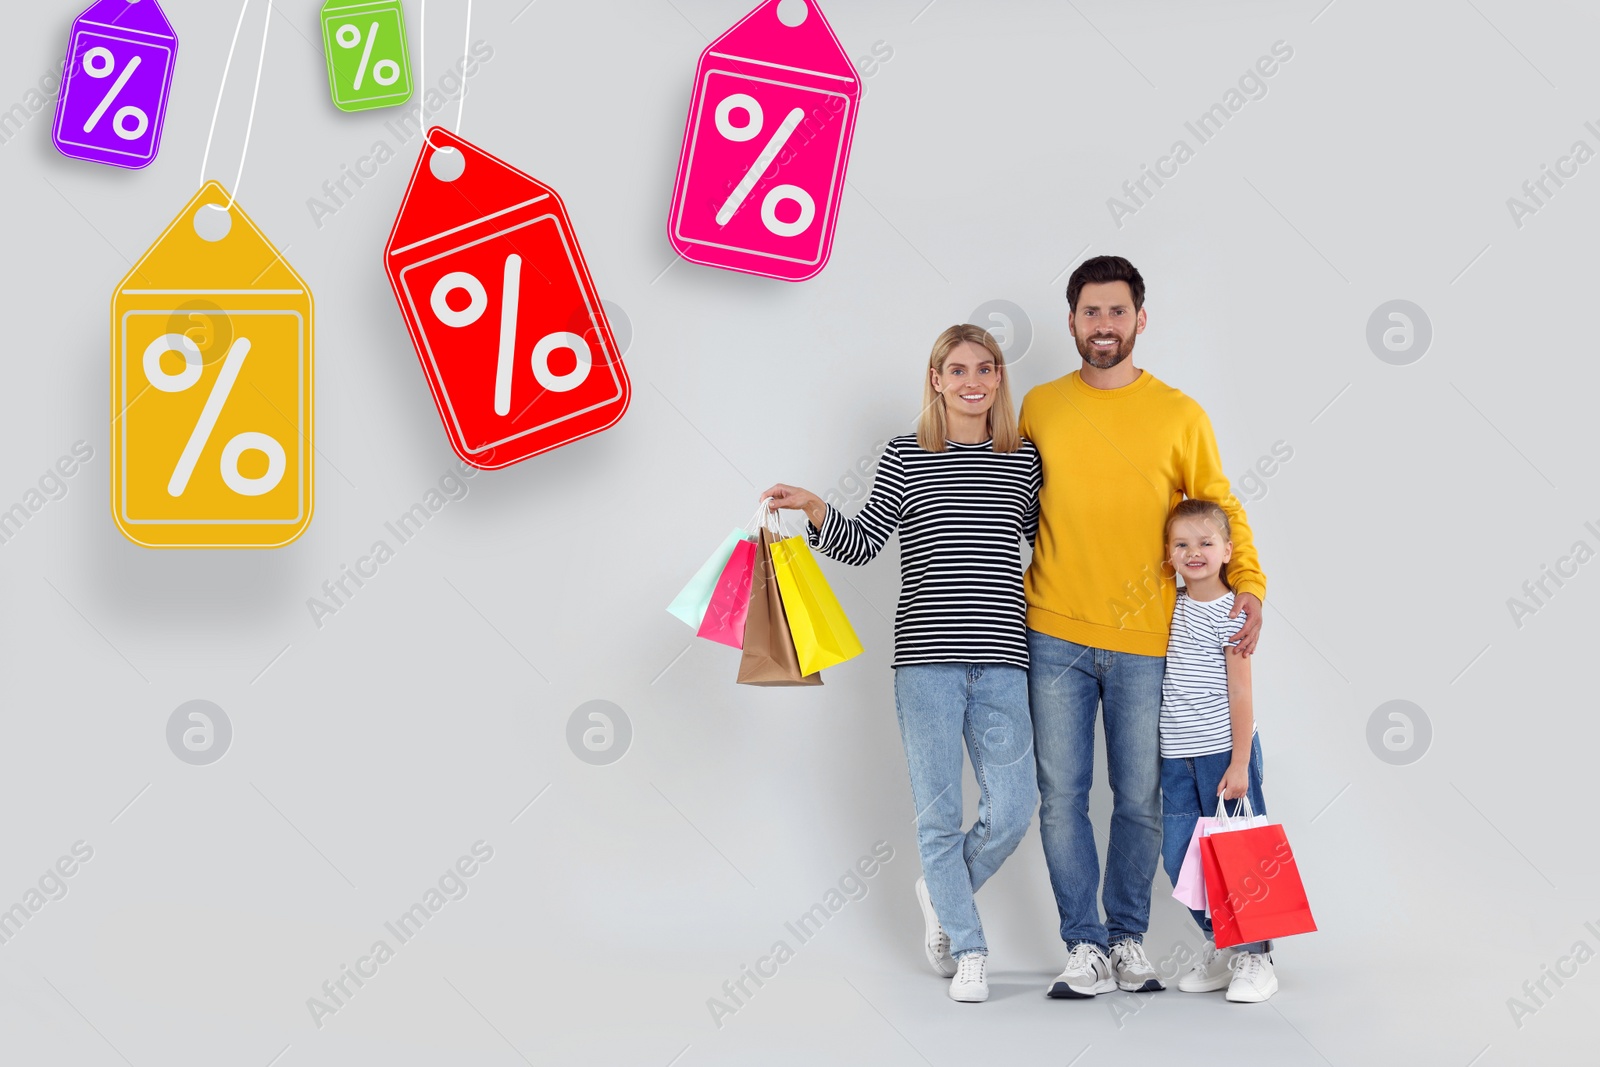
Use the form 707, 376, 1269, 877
384, 128, 630, 469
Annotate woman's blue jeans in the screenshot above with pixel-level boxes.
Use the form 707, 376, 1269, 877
893, 664, 1038, 957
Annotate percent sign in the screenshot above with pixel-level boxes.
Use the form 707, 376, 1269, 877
430, 256, 595, 416
713, 93, 816, 238
143, 334, 287, 498
79, 46, 148, 141
336, 21, 401, 90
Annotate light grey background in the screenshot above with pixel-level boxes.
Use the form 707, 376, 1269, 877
1, 0, 1595, 1064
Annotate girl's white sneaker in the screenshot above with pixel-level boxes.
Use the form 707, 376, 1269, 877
1177, 941, 1235, 992
1225, 951, 1278, 1003
949, 952, 989, 1002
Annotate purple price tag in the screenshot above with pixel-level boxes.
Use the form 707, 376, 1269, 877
51, 0, 178, 169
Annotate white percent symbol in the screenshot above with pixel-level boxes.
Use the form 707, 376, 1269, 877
430, 256, 595, 416
79, 47, 148, 141
142, 334, 287, 498
336, 21, 401, 90
712, 93, 816, 238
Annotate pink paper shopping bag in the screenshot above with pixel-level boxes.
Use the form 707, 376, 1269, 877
1172, 820, 1216, 910
697, 537, 757, 648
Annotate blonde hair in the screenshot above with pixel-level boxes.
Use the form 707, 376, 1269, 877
916, 324, 1020, 453
1165, 498, 1232, 588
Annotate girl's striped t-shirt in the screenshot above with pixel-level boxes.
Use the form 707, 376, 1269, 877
809, 434, 1041, 669
1160, 589, 1252, 757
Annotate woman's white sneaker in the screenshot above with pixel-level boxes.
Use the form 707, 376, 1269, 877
1225, 951, 1278, 1003
1046, 943, 1116, 998
949, 952, 989, 1002
915, 878, 957, 978
1177, 941, 1236, 993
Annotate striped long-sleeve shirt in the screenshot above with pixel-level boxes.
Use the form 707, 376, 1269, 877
808, 434, 1042, 669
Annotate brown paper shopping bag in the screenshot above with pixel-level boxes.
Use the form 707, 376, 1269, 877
738, 527, 822, 687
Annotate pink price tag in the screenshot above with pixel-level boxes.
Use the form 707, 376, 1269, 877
667, 0, 861, 281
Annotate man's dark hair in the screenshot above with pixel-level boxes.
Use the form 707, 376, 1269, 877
1066, 255, 1145, 312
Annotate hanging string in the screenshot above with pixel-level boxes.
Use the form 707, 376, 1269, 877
197, 0, 272, 210
456, 0, 472, 133
419, 0, 473, 136
197, 0, 251, 191
228, 0, 272, 207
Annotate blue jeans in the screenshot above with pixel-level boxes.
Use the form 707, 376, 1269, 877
1028, 630, 1165, 953
1160, 734, 1271, 954
893, 664, 1037, 958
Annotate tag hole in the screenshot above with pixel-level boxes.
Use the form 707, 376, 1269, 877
194, 205, 232, 242
430, 147, 466, 182
776, 0, 808, 26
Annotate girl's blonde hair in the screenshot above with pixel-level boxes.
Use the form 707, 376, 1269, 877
916, 324, 1020, 453
1165, 498, 1233, 588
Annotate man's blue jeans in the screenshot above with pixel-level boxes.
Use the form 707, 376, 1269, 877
894, 664, 1037, 958
1028, 630, 1164, 953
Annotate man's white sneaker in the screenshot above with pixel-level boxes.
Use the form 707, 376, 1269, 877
1046, 942, 1116, 998
1109, 939, 1165, 992
949, 953, 989, 1002
1178, 940, 1236, 993
914, 878, 957, 978
1225, 951, 1278, 1003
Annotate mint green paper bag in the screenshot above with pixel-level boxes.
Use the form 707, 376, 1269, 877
668, 529, 749, 628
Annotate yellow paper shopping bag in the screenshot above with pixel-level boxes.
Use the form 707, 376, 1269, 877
770, 535, 864, 675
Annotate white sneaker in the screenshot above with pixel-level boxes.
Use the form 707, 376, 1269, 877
949, 952, 989, 1002
1109, 939, 1165, 992
1046, 942, 1116, 998
1225, 951, 1278, 1003
914, 878, 957, 978
1178, 940, 1236, 993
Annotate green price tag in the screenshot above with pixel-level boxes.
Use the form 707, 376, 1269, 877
321, 0, 413, 113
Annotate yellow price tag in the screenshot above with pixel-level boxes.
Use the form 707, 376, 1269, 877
112, 183, 314, 548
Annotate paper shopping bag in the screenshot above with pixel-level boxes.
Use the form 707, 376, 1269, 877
1171, 820, 1215, 910
1179, 797, 1271, 914
698, 537, 757, 648
738, 528, 822, 687
668, 529, 747, 628
770, 535, 864, 676
1201, 823, 1316, 948
1197, 836, 1239, 947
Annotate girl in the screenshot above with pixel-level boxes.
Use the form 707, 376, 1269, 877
763, 324, 1040, 1003
1159, 498, 1277, 1003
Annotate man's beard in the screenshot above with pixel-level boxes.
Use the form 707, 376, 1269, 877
1076, 330, 1135, 370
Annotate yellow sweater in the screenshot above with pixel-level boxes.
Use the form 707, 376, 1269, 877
1019, 370, 1265, 657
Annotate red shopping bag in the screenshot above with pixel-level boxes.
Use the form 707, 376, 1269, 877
697, 538, 757, 648
1199, 823, 1316, 949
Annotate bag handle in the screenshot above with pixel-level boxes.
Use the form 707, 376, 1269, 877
756, 497, 787, 539
743, 500, 770, 536
1212, 791, 1256, 824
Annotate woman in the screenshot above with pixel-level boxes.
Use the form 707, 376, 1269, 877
763, 324, 1040, 1003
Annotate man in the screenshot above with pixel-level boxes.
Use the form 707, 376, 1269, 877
1020, 256, 1266, 998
